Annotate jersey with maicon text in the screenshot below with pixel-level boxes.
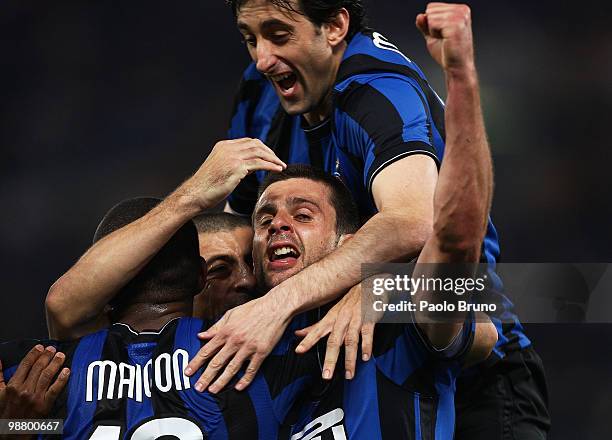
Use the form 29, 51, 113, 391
0, 316, 320, 440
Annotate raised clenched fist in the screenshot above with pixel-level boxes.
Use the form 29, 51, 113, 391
416, 3, 475, 73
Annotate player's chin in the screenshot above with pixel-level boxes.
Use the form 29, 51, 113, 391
278, 97, 308, 116
266, 266, 302, 288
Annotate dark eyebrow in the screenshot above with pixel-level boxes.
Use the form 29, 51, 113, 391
261, 18, 294, 31
237, 18, 294, 33
206, 254, 236, 266
287, 197, 321, 210
253, 202, 276, 220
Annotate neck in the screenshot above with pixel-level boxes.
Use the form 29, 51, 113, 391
303, 90, 334, 126
303, 40, 348, 126
114, 301, 192, 332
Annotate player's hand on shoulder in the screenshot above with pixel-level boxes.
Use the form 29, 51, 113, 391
416, 3, 475, 73
0, 344, 70, 421
184, 294, 291, 393
180, 138, 286, 211
294, 281, 382, 381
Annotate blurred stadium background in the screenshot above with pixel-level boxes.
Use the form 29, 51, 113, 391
1, 1, 611, 437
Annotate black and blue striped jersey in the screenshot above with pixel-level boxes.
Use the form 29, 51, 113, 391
226, 30, 530, 360
0, 316, 320, 440
281, 316, 476, 440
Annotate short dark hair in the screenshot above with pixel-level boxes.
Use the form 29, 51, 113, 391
258, 164, 360, 236
193, 212, 252, 234
93, 197, 202, 312
228, 0, 369, 40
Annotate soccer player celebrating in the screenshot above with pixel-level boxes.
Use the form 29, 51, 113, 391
189, 1, 549, 438
9, 153, 495, 437
192, 213, 257, 321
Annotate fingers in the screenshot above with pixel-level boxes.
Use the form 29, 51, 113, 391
35, 352, 65, 396
294, 324, 314, 338
423, 3, 471, 33
244, 158, 284, 174
343, 318, 361, 380
416, 13, 429, 36
208, 349, 250, 394
184, 336, 224, 377
193, 344, 237, 392
197, 313, 226, 340
295, 321, 332, 354
186, 315, 229, 376
45, 368, 70, 404
234, 354, 264, 391
24, 346, 56, 394
235, 138, 286, 168
322, 310, 352, 380
10, 345, 45, 386
360, 322, 375, 362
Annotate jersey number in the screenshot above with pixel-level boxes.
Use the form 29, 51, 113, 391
89, 417, 203, 440
372, 32, 412, 64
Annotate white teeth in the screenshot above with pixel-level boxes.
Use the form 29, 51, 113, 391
273, 247, 294, 256
271, 73, 291, 82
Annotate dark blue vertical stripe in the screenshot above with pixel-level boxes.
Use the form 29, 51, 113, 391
433, 369, 456, 440
64, 330, 108, 440
246, 373, 277, 440
344, 360, 381, 439
174, 318, 229, 439
414, 393, 422, 440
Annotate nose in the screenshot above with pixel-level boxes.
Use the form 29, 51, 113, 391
268, 211, 293, 236
255, 40, 278, 73
233, 265, 256, 295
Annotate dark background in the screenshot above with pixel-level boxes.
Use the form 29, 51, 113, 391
1, 1, 611, 437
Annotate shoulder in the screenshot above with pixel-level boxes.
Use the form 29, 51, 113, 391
335, 75, 429, 127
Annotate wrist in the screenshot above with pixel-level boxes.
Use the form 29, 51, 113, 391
167, 184, 210, 219
267, 278, 302, 321
445, 63, 478, 86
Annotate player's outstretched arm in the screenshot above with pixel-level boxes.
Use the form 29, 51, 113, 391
412, 3, 493, 348
45, 139, 285, 340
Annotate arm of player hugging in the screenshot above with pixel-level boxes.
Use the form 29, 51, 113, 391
45, 191, 202, 340
266, 79, 440, 317
45, 139, 285, 340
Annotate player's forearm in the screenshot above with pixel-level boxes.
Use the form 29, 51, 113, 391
270, 209, 431, 317
45, 191, 203, 338
413, 69, 493, 347
433, 67, 492, 258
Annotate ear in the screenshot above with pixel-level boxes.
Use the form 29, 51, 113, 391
324, 7, 350, 47
336, 233, 354, 247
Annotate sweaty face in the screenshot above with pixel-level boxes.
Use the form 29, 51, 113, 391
253, 178, 339, 290
193, 227, 256, 320
236, 0, 341, 122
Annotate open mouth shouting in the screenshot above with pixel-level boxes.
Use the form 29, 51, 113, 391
268, 71, 299, 99
267, 240, 301, 271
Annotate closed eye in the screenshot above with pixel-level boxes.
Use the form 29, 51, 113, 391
243, 36, 256, 47
207, 265, 230, 278
258, 216, 272, 227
